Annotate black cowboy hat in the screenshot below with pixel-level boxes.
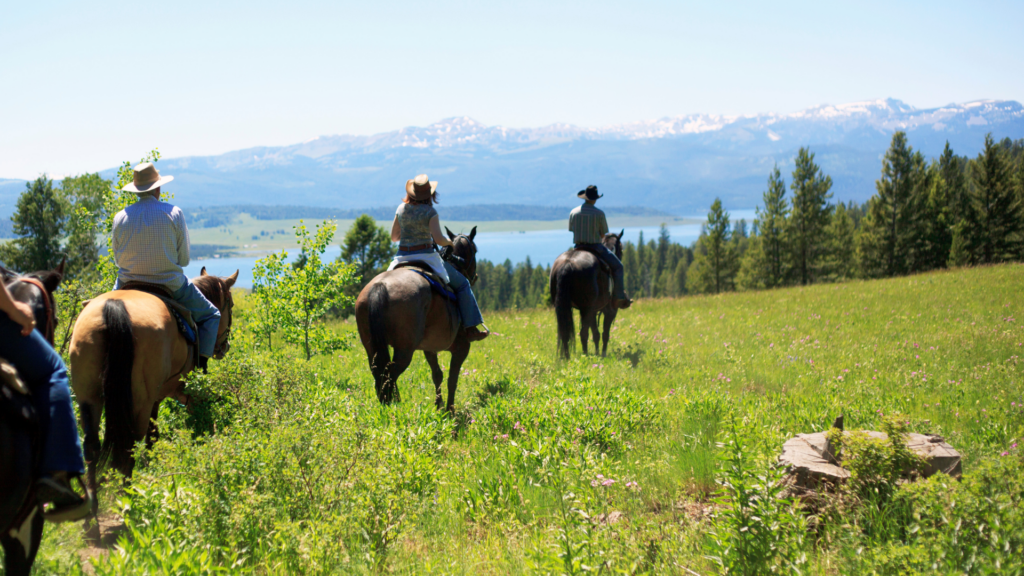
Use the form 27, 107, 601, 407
577, 185, 602, 201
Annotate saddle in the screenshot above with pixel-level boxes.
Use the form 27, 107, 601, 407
117, 282, 200, 363
572, 245, 613, 275
393, 262, 458, 302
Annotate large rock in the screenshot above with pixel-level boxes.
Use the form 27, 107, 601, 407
780, 429, 962, 489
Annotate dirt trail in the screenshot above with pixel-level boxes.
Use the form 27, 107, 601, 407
78, 513, 126, 574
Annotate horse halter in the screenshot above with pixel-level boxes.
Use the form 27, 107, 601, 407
16, 277, 55, 345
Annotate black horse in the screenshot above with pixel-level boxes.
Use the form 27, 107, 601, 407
550, 231, 624, 358
0, 261, 63, 576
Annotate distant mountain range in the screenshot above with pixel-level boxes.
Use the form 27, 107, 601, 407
2, 99, 1022, 219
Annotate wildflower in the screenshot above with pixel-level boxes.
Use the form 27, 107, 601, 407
591, 480, 600, 487
597, 474, 604, 479
770, 343, 775, 348
601, 479, 615, 486
1002, 452, 1010, 457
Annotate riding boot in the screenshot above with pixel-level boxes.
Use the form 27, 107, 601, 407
465, 325, 489, 342
36, 471, 92, 522
197, 355, 209, 374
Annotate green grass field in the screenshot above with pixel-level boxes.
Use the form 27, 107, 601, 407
28, 265, 1024, 574
188, 214, 695, 253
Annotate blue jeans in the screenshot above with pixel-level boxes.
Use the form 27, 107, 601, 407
576, 243, 626, 299
172, 281, 221, 357
0, 315, 85, 475
115, 279, 221, 357
444, 262, 484, 328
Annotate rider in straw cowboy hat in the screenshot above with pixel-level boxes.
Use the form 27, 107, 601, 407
387, 174, 488, 341
569, 185, 632, 309
112, 162, 221, 368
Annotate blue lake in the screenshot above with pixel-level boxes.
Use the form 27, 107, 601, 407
185, 210, 757, 289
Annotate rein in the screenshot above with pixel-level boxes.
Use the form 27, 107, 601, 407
16, 277, 55, 344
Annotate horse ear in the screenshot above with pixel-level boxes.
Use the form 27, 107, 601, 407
445, 226, 456, 241
56, 256, 66, 277
618, 229, 624, 240
42, 272, 62, 293
225, 270, 239, 288
200, 266, 208, 276
469, 226, 477, 241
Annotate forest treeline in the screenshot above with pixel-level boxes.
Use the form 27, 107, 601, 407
2, 131, 1023, 312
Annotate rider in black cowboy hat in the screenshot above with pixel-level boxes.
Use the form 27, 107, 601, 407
568, 185, 632, 309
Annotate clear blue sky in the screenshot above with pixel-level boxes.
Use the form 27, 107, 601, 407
2, 0, 1021, 179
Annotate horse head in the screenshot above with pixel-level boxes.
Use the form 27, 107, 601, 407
194, 267, 239, 359
445, 225, 479, 286
2, 258, 64, 345
603, 229, 625, 260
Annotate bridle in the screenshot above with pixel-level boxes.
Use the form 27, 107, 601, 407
446, 236, 478, 286
209, 281, 233, 357
14, 277, 55, 345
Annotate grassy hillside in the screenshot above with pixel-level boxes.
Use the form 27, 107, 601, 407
31, 265, 1024, 574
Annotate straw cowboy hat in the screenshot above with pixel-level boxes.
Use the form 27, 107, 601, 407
406, 174, 438, 202
577, 185, 602, 201
122, 162, 174, 193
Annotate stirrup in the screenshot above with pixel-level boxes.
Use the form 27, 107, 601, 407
41, 476, 93, 523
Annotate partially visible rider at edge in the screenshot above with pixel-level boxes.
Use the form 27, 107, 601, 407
111, 162, 221, 370
569, 185, 632, 309
386, 174, 489, 342
0, 272, 90, 521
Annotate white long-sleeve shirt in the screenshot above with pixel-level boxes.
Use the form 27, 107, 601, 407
111, 196, 191, 291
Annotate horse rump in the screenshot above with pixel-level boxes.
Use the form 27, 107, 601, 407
100, 299, 136, 475
551, 262, 576, 359
367, 283, 391, 375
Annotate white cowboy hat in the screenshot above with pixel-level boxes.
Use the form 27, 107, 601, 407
122, 162, 174, 193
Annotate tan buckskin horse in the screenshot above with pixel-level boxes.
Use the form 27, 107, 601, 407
68, 268, 237, 520
355, 228, 478, 411
550, 231, 624, 358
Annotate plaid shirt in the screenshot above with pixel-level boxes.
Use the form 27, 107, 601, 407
568, 202, 609, 244
112, 196, 191, 291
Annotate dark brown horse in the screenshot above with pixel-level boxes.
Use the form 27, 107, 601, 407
550, 231, 624, 358
355, 228, 479, 411
0, 262, 63, 576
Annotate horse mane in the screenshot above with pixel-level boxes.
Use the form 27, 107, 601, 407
192, 275, 224, 308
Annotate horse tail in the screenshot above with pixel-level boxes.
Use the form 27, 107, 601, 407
552, 262, 576, 359
100, 299, 136, 475
367, 283, 391, 375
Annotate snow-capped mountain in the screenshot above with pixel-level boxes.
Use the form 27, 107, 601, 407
3, 99, 1022, 217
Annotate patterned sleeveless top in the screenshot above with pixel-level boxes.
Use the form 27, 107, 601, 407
395, 202, 438, 249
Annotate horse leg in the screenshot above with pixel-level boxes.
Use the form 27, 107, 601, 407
384, 348, 414, 404
424, 352, 445, 410
145, 400, 161, 450
1, 506, 43, 576
590, 311, 601, 353
78, 400, 102, 542
445, 339, 471, 413
601, 308, 617, 357
580, 309, 597, 355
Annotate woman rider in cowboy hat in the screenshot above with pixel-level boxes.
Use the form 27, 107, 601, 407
386, 175, 488, 341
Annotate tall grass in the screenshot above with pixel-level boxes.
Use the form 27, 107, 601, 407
18, 264, 1024, 575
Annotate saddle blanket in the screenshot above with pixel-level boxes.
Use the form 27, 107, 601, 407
406, 269, 458, 302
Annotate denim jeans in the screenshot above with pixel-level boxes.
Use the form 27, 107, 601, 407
444, 262, 484, 328
575, 243, 626, 299
114, 278, 221, 357
0, 315, 85, 475
171, 281, 221, 357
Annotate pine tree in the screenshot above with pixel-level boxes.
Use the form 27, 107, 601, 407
688, 198, 735, 294
757, 165, 790, 288
340, 214, 396, 299
736, 234, 767, 291
856, 132, 929, 277
672, 257, 688, 295
0, 176, 66, 272
789, 147, 834, 285
59, 173, 110, 279
969, 133, 1023, 263
622, 241, 640, 297
824, 202, 857, 281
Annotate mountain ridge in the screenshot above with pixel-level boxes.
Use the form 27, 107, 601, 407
2, 98, 1022, 217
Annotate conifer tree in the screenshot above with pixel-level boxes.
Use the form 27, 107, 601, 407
857, 132, 928, 278
789, 148, 834, 285
757, 165, 790, 287
622, 241, 640, 296
969, 133, 1023, 263
688, 198, 736, 294
824, 202, 857, 280
736, 234, 767, 291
